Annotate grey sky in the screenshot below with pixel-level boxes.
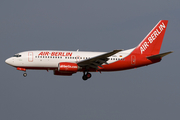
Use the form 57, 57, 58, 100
0, 0, 180, 120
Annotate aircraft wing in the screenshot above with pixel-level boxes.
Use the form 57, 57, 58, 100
77, 49, 123, 69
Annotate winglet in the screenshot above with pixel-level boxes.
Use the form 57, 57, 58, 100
147, 51, 173, 60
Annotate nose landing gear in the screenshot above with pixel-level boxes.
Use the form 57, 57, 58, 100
16, 67, 27, 77
82, 71, 92, 81
23, 73, 27, 77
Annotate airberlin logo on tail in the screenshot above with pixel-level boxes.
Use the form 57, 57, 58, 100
140, 22, 166, 54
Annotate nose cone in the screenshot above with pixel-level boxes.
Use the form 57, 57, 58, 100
5, 58, 13, 66
5, 58, 9, 64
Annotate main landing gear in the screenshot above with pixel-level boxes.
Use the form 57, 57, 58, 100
82, 71, 92, 81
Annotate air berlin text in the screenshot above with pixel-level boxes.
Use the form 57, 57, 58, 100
140, 22, 166, 54
38, 52, 73, 56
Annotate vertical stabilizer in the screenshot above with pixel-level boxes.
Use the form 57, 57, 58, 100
133, 20, 168, 55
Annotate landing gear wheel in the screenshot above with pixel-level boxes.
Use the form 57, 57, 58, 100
86, 73, 92, 78
82, 72, 92, 81
82, 75, 88, 81
23, 73, 27, 77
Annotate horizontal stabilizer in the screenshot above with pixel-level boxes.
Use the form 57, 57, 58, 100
147, 51, 173, 60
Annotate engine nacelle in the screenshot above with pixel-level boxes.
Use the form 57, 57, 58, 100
58, 62, 80, 73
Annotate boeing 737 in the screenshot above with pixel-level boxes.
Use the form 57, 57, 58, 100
5, 20, 172, 80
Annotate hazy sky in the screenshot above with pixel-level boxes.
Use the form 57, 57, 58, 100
1, 0, 180, 120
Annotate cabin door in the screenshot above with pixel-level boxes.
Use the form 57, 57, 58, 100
131, 55, 136, 65
28, 52, 33, 62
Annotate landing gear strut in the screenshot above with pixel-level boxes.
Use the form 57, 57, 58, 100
23, 73, 27, 77
82, 71, 92, 81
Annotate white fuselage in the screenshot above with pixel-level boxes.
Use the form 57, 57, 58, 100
5, 49, 134, 70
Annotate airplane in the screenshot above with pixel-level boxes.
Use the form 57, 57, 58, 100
5, 20, 173, 80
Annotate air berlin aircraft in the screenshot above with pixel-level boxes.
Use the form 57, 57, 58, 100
5, 20, 172, 80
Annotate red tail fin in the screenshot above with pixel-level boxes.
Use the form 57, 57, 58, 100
133, 20, 168, 55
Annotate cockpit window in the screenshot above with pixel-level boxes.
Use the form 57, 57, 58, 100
13, 54, 22, 57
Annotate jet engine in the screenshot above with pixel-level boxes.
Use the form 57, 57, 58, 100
58, 62, 80, 72
54, 62, 81, 76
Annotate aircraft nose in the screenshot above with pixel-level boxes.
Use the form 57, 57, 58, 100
5, 58, 12, 65
5, 58, 9, 64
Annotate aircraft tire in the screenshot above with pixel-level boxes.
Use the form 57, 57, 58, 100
82, 75, 88, 81
86, 73, 92, 78
23, 73, 27, 77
